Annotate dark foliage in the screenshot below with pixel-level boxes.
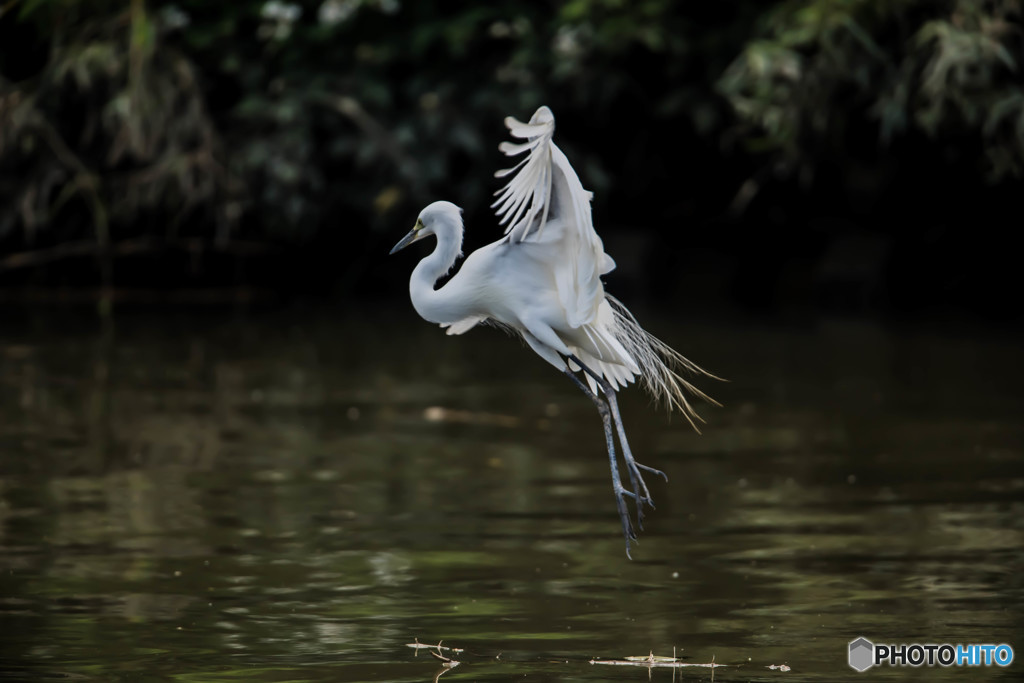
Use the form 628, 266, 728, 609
0, 0, 1020, 321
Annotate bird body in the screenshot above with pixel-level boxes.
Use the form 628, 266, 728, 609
391, 106, 718, 556
406, 210, 638, 389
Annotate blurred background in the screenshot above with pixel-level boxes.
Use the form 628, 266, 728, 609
2, 2, 1023, 682
1, 0, 1021, 321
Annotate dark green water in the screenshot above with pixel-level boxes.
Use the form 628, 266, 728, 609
1, 311, 1021, 682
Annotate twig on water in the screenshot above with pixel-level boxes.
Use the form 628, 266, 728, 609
421, 640, 461, 683
405, 637, 464, 655
431, 658, 460, 683
430, 650, 459, 666
590, 648, 724, 671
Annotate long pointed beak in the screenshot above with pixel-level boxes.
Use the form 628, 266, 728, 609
389, 227, 421, 255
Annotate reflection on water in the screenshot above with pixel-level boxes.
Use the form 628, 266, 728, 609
1, 311, 1021, 681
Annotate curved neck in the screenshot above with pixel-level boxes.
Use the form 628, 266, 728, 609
409, 230, 466, 324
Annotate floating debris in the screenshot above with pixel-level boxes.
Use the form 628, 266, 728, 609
767, 663, 791, 671
591, 659, 723, 668
430, 650, 460, 667
406, 638, 464, 654
409, 640, 726, 677
407, 639, 463, 683
591, 650, 724, 669
625, 651, 682, 663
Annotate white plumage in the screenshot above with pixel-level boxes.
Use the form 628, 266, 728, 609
391, 106, 719, 556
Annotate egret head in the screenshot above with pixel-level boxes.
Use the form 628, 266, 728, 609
390, 201, 463, 254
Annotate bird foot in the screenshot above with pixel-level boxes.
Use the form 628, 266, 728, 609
616, 480, 659, 553
618, 456, 668, 540
637, 462, 669, 482
620, 489, 657, 510
622, 460, 661, 515
613, 485, 640, 557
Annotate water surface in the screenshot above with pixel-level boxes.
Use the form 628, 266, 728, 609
1, 311, 1021, 681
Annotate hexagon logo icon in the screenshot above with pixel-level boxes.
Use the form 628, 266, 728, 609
849, 637, 874, 672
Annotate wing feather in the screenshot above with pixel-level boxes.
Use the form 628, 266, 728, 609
492, 106, 614, 328
441, 316, 487, 336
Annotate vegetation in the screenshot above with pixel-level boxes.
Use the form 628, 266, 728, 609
0, 0, 1020, 316
718, 0, 1024, 187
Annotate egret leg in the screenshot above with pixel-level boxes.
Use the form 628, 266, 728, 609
562, 369, 638, 557
602, 383, 668, 530
568, 355, 666, 531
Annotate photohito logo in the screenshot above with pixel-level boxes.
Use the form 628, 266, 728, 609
848, 637, 1014, 671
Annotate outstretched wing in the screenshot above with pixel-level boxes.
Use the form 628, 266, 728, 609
491, 106, 615, 328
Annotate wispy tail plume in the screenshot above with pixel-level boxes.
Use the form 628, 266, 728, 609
607, 296, 723, 432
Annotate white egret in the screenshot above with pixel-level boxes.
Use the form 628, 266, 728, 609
390, 106, 719, 557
